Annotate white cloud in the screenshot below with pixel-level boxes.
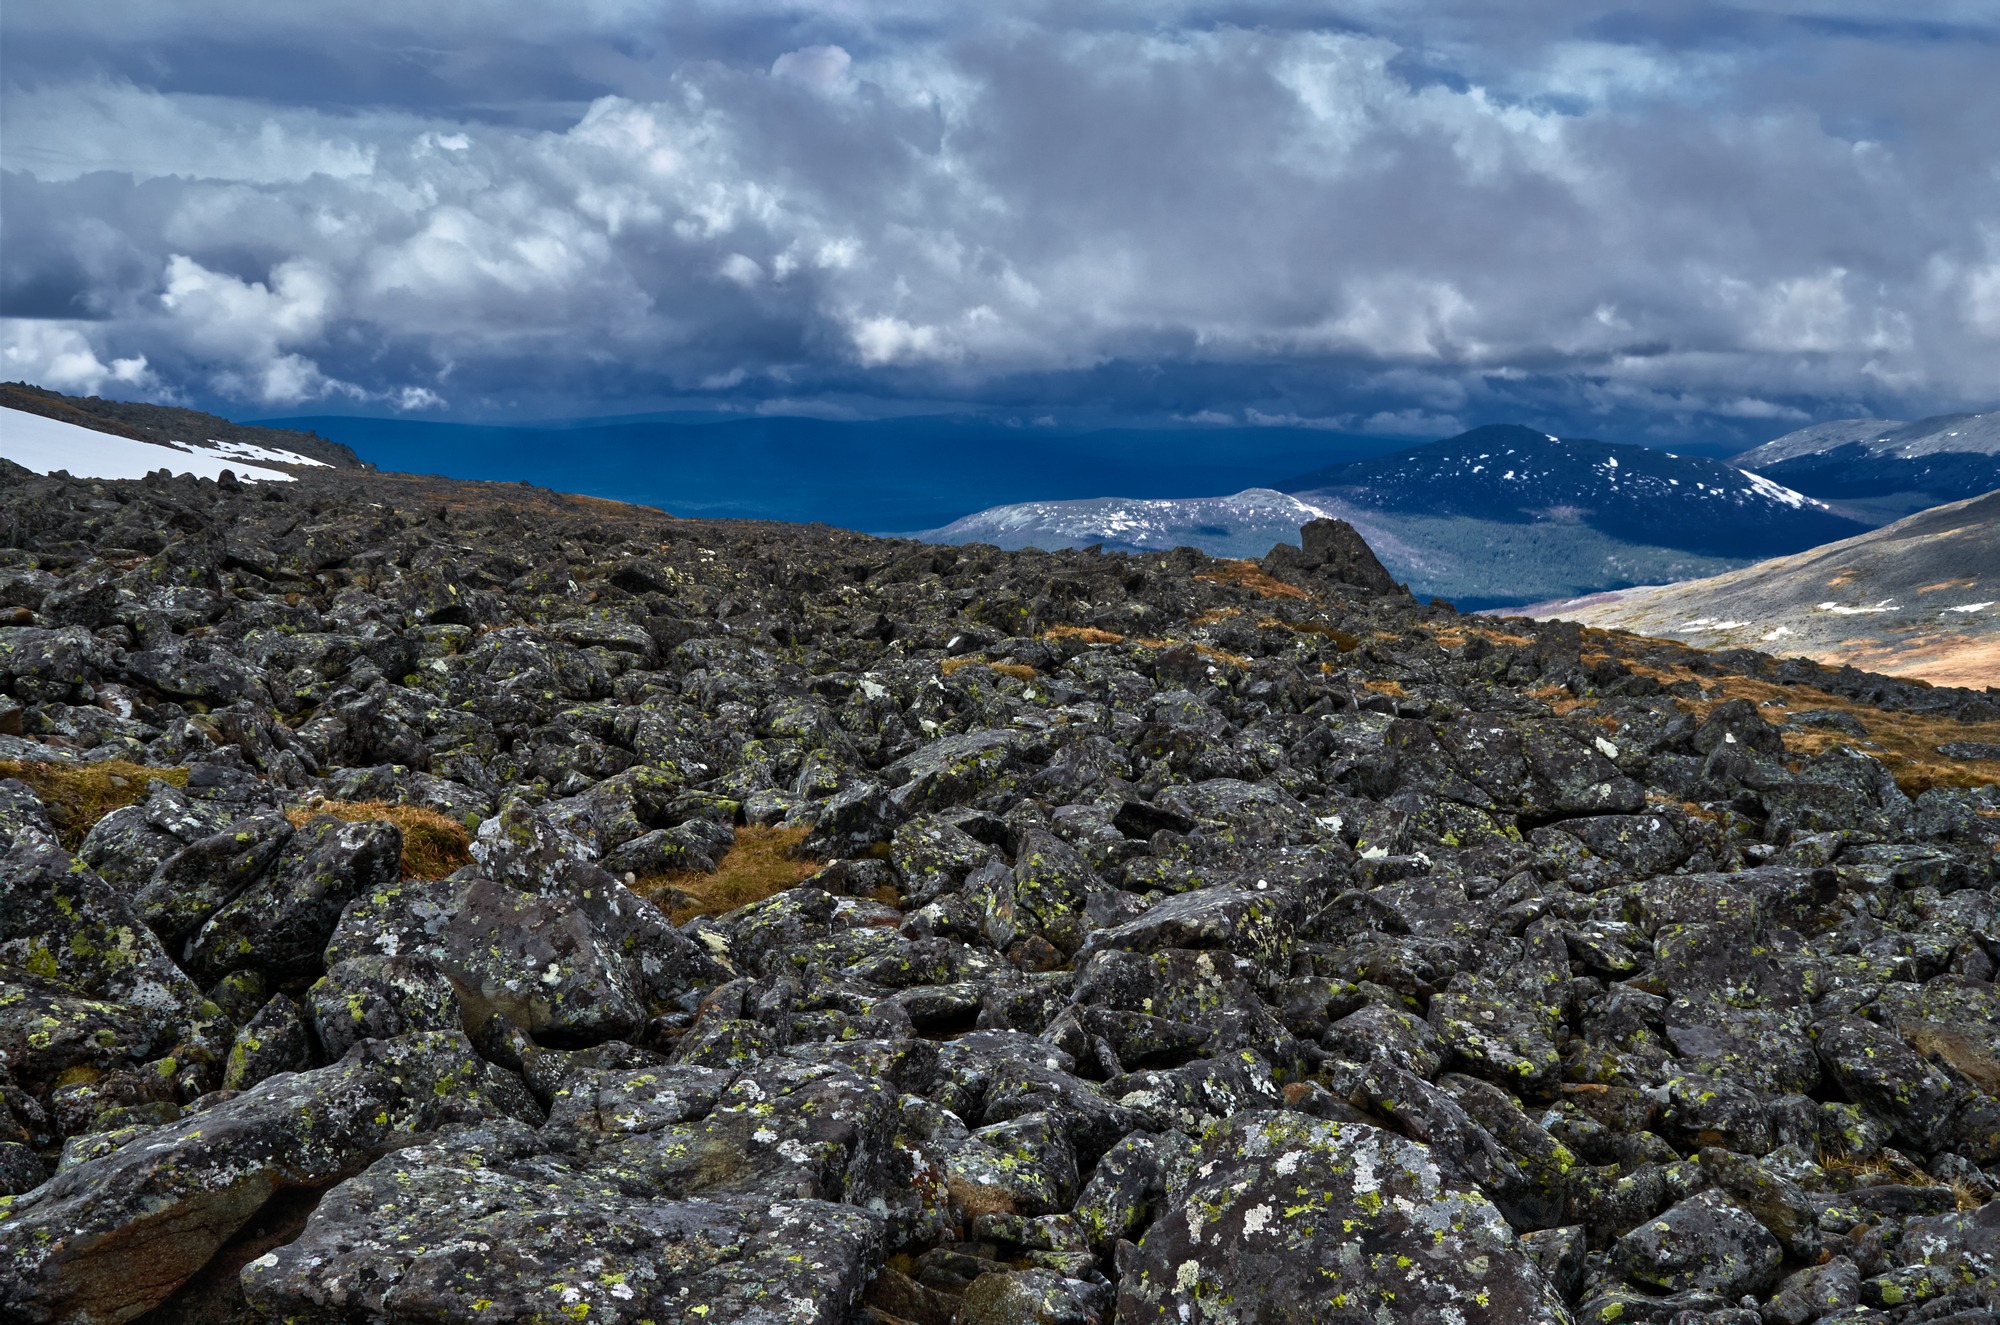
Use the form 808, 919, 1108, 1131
0, 79, 380, 184
0, 322, 150, 394
771, 45, 855, 94
0, 5, 1995, 426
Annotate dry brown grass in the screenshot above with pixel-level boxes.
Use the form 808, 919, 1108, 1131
0, 759, 189, 848
946, 1173, 1019, 1219
286, 799, 473, 879
1137, 638, 1252, 669
1363, 679, 1409, 698
1041, 625, 1125, 645
633, 824, 821, 925
1526, 684, 1595, 717
1195, 559, 1311, 600
939, 657, 1037, 682
1423, 622, 1536, 650
1191, 608, 1243, 626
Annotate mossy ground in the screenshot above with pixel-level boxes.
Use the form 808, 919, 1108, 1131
0, 759, 188, 848
285, 800, 473, 879
634, 824, 821, 925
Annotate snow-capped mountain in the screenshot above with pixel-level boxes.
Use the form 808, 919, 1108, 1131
1279, 424, 1870, 558
919, 488, 1340, 560
1730, 410, 2000, 517
1735, 410, 2000, 466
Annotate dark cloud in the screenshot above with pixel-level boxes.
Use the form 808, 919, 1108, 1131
3, 2, 1995, 443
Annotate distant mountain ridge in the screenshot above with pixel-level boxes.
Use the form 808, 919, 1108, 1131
1278, 423, 1869, 559
1733, 410, 2000, 465
919, 489, 1341, 561
923, 423, 1878, 608
1729, 409, 2000, 520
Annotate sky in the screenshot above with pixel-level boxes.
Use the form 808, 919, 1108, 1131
2, 1, 1997, 446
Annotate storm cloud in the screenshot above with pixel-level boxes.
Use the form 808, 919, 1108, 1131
3, 1, 1996, 440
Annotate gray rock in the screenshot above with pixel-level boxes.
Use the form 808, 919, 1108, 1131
184, 814, 402, 984
1609, 1188, 1783, 1299
1114, 1110, 1569, 1323
241, 1119, 884, 1325
222, 992, 313, 1091
0, 1031, 524, 1324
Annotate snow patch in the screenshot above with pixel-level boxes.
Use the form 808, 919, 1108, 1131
1943, 602, 1994, 614
1, 407, 296, 483
1816, 600, 1899, 615
1740, 469, 1818, 509
200, 438, 331, 468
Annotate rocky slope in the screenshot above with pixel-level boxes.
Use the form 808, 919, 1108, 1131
2, 457, 2000, 1325
1520, 491, 2000, 689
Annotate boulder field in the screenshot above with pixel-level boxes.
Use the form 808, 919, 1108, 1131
1, 459, 1998, 1324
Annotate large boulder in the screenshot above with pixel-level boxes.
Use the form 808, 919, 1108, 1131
1609, 1187, 1783, 1300
183, 814, 402, 984
0, 1031, 529, 1324
241, 1120, 884, 1325
1264, 518, 1402, 596
1113, 1110, 1569, 1323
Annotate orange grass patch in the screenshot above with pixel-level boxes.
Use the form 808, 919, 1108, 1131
286, 799, 473, 879
1577, 640, 2000, 796
634, 825, 821, 925
1195, 559, 1311, 600
1041, 625, 1125, 645
0, 759, 188, 849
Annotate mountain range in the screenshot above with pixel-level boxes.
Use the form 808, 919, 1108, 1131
5, 385, 1993, 622
1728, 409, 2000, 523
1279, 424, 1868, 559
925, 424, 1903, 608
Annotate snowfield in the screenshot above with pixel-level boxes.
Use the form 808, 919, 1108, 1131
0, 407, 298, 483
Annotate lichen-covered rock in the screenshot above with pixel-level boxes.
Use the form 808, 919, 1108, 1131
435, 877, 646, 1044
1811, 1013, 1960, 1153
222, 991, 312, 1091
1765, 1257, 1862, 1325
0, 969, 177, 1096
304, 955, 463, 1061
1609, 1187, 1783, 1300
240, 1118, 885, 1325
0, 1031, 523, 1324
884, 729, 1021, 813
1112, 1109, 1569, 1323
1078, 885, 1297, 974
0, 838, 207, 1025
1428, 971, 1563, 1099
961, 1268, 1112, 1325
183, 814, 401, 984
131, 811, 292, 949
